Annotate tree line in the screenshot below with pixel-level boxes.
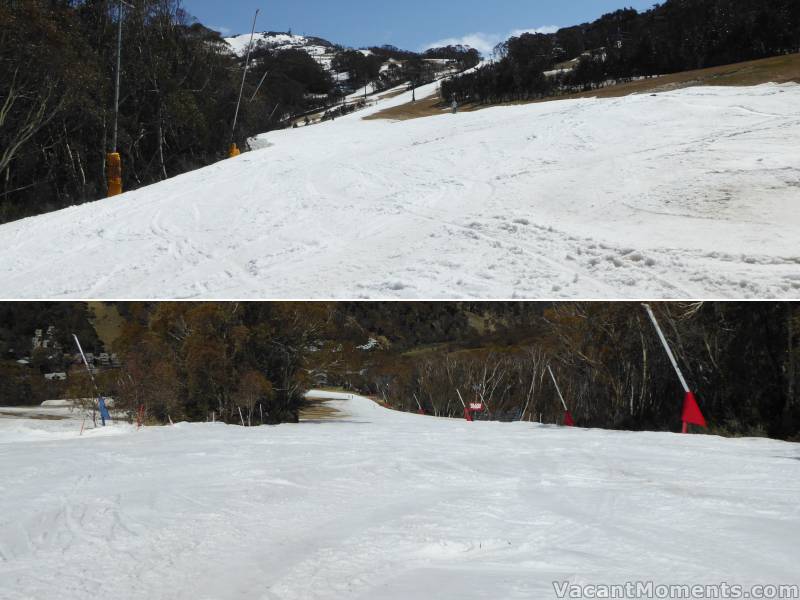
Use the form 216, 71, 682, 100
442, 0, 800, 104
350, 302, 799, 441
1, 1, 467, 225
2, 1, 256, 222
1, 301, 796, 440
109, 302, 338, 425
331, 45, 479, 98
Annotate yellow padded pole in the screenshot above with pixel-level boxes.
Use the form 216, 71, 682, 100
106, 152, 122, 197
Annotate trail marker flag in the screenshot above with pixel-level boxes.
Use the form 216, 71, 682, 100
547, 365, 574, 427
98, 397, 111, 426
642, 304, 707, 433
413, 393, 426, 415
456, 389, 474, 421
465, 402, 485, 421
683, 392, 707, 428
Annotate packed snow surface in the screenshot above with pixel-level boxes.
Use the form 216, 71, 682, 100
1, 83, 799, 299
1, 392, 799, 600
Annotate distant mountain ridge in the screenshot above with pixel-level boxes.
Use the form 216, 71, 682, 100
225, 31, 341, 73
225, 31, 337, 53
222, 30, 477, 91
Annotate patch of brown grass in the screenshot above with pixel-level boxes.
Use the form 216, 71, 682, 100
376, 87, 407, 101
550, 52, 800, 101
364, 93, 452, 121
368, 52, 800, 122
0, 411, 68, 420
299, 398, 343, 421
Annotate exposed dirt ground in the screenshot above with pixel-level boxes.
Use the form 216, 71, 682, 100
299, 397, 344, 421
368, 52, 800, 122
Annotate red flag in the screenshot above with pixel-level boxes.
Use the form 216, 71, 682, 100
682, 392, 707, 428
564, 411, 575, 427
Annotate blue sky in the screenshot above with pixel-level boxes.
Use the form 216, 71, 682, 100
182, 0, 658, 55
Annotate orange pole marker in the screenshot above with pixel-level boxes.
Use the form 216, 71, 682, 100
106, 152, 122, 197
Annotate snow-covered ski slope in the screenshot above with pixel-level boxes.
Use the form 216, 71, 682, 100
1, 392, 798, 600
1, 82, 799, 299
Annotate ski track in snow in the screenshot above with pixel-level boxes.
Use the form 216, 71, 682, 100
0, 393, 799, 600
1, 83, 799, 299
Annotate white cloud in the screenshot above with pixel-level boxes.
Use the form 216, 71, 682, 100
423, 25, 560, 57
509, 25, 559, 37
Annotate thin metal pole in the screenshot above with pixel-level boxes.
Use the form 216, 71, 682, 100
249, 69, 269, 103
231, 9, 260, 145
642, 304, 691, 393
547, 366, 569, 412
112, 0, 124, 152
73, 334, 100, 397
73, 334, 101, 426
456, 389, 466, 407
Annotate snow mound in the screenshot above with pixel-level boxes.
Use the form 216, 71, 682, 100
40, 399, 77, 407
0, 405, 134, 443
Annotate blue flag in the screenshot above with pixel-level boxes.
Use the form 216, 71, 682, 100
98, 397, 111, 426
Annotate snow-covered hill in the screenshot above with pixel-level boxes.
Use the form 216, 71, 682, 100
1, 392, 798, 599
225, 31, 335, 55
225, 31, 340, 73
0, 82, 798, 299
